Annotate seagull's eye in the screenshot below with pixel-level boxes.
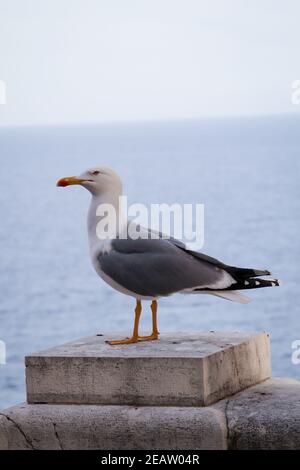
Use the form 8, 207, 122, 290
91, 170, 100, 176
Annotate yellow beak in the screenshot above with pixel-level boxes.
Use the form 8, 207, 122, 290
56, 176, 86, 187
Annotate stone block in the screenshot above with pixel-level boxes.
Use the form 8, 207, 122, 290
225, 378, 300, 450
25, 331, 271, 406
0, 403, 227, 450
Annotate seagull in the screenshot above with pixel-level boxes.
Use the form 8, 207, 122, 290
57, 166, 281, 345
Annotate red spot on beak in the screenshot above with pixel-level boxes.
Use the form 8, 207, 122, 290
56, 176, 83, 187
57, 178, 68, 187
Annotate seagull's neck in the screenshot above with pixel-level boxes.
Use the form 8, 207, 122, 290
87, 190, 126, 259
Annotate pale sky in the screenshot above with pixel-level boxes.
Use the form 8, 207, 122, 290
0, 0, 299, 126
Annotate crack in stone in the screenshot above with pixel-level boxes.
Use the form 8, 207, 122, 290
0, 413, 34, 449
223, 399, 231, 450
53, 422, 64, 450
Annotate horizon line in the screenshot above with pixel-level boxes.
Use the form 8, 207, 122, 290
0, 111, 300, 131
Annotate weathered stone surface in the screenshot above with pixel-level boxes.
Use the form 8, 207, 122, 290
0, 410, 33, 450
25, 331, 271, 406
1, 379, 300, 450
225, 378, 300, 450
0, 403, 227, 450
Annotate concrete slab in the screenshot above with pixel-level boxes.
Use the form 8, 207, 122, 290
225, 378, 300, 450
0, 403, 227, 450
25, 331, 271, 406
1, 379, 300, 450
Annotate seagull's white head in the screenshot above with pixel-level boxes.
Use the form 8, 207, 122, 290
56, 166, 122, 197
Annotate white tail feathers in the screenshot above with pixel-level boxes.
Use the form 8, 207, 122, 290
209, 290, 252, 304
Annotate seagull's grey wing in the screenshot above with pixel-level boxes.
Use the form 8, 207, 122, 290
97, 238, 235, 298
145, 227, 271, 280
145, 226, 187, 250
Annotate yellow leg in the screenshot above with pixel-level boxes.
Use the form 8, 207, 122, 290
107, 300, 142, 345
138, 300, 159, 341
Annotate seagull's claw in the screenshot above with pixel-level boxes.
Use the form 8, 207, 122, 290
106, 333, 159, 345
106, 337, 137, 345
137, 333, 159, 342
